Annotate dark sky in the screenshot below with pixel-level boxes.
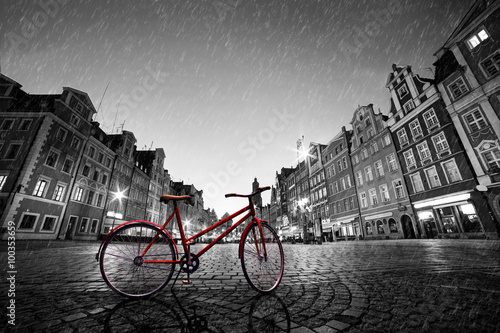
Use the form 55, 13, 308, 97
1, 0, 473, 216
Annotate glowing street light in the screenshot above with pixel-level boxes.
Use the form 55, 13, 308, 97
109, 187, 127, 229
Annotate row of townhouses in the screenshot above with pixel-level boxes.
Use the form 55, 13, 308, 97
0, 75, 218, 240
267, 0, 500, 242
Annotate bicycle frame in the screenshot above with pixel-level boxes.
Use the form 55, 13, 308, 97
141, 197, 268, 264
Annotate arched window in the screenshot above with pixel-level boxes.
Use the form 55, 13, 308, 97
389, 218, 398, 233
377, 220, 385, 234
366, 221, 372, 235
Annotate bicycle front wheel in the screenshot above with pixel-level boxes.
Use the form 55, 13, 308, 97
99, 222, 176, 297
241, 222, 284, 293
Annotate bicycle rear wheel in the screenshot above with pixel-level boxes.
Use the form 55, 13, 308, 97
241, 222, 284, 293
99, 222, 176, 297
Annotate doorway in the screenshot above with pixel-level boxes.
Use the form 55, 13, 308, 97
401, 215, 416, 239
65, 216, 78, 240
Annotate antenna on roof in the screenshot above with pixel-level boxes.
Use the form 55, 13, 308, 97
149, 141, 154, 150
96, 82, 109, 121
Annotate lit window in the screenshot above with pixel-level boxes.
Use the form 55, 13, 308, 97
467, 28, 490, 49
74, 187, 84, 201
33, 179, 48, 197
410, 173, 425, 193
464, 109, 487, 132
53, 185, 65, 201
0, 175, 7, 190
448, 77, 468, 99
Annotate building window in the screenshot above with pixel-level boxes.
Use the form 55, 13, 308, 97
80, 218, 89, 233
356, 171, 363, 186
393, 179, 406, 199
334, 181, 339, 193
463, 108, 487, 133
398, 85, 408, 98
383, 134, 391, 147
370, 141, 379, 154
337, 160, 343, 172
342, 156, 348, 170
403, 100, 415, 113
19, 214, 38, 230
33, 179, 48, 197
97, 194, 104, 207
374, 160, 384, 178
91, 219, 99, 233
410, 173, 425, 193
89, 146, 95, 159
397, 129, 409, 146
102, 174, 108, 185
346, 174, 352, 188
353, 154, 359, 165
56, 128, 68, 142
423, 108, 439, 129
386, 154, 398, 172
82, 165, 90, 177
424, 166, 441, 188
442, 159, 462, 183
359, 192, 367, 208
62, 158, 74, 174
87, 191, 95, 205
481, 51, 500, 78
41, 216, 57, 231
367, 129, 374, 138
71, 137, 81, 149
481, 144, 500, 171
74, 187, 84, 202
19, 119, 32, 131
404, 149, 416, 169
98, 153, 104, 164
409, 119, 423, 138
53, 185, 65, 201
0, 175, 7, 190
377, 220, 385, 234
432, 132, 450, 154
365, 222, 372, 235
361, 148, 368, 159
5, 143, 22, 160
369, 188, 378, 206
45, 150, 59, 168
467, 28, 490, 49
70, 114, 80, 127
340, 178, 346, 191
105, 157, 112, 168
379, 184, 390, 202
92, 170, 100, 181
365, 166, 374, 182
1, 119, 15, 131
389, 218, 398, 233
417, 141, 432, 161
448, 77, 468, 99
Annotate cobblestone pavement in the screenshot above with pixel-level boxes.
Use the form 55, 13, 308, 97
1, 239, 500, 332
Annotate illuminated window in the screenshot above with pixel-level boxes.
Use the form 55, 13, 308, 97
467, 28, 490, 49
33, 179, 48, 197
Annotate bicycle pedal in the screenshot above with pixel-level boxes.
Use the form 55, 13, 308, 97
182, 279, 192, 284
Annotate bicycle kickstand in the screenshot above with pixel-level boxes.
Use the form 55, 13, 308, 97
183, 243, 192, 285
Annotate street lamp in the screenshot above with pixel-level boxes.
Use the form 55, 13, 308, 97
109, 188, 127, 230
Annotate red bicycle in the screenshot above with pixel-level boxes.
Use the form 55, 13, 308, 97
96, 186, 284, 298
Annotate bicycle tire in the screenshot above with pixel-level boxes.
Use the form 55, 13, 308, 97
241, 222, 284, 293
100, 222, 176, 297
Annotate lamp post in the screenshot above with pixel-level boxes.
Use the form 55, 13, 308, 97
109, 189, 126, 230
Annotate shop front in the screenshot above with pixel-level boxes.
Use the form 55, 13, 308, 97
363, 208, 417, 240
330, 214, 359, 241
413, 192, 490, 239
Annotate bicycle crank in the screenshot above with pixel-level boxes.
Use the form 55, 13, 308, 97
179, 253, 200, 274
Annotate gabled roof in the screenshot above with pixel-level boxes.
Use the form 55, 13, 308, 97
0, 74, 22, 87
7, 93, 58, 112
63, 87, 97, 114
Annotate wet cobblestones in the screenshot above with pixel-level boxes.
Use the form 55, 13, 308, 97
1, 239, 500, 332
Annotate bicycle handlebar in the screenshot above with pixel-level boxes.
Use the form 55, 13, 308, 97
225, 186, 271, 198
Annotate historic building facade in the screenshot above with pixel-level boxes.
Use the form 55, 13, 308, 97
351, 104, 415, 239
386, 64, 493, 238
323, 127, 360, 241
433, 0, 500, 237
